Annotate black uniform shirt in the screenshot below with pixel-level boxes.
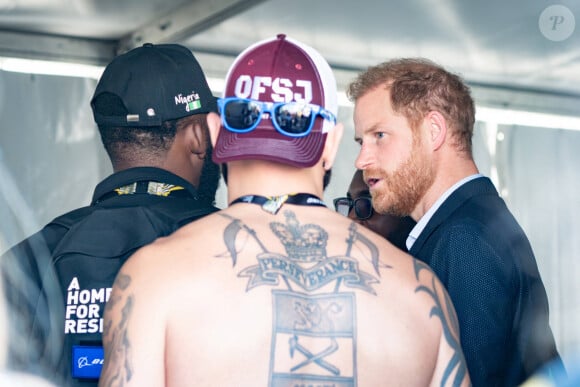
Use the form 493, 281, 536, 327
1, 167, 219, 386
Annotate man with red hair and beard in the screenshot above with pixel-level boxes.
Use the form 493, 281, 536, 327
347, 58, 564, 386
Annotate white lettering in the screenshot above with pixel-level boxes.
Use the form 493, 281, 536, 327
89, 304, 100, 319
67, 277, 80, 291
295, 80, 313, 103
250, 76, 271, 100
65, 283, 111, 335
174, 92, 200, 106
67, 290, 79, 304
67, 287, 111, 305
234, 75, 252, 99
65, 305, 77, 319
91, 288, 106, 303
64, 319, 103, 334
76, 305, 88, 319
78, 356, 104, 368
88, 319, 101, 333
76, 319, 88, 334
65, 319, 76, 334
79, 290, 91, 304
233, 76, 313, 104
271, 78, 293, 102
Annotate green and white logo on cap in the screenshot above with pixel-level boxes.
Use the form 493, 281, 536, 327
175, 91, 202, 112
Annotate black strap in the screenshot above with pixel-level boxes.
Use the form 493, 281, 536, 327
49, 199, 218, 238
230, 193, 326, 214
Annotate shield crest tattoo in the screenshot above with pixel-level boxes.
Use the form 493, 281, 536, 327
269, 290, 356, 386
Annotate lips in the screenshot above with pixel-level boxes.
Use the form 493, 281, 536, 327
366, 177, 380, 188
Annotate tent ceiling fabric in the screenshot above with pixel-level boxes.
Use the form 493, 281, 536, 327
0, 0, 579, 114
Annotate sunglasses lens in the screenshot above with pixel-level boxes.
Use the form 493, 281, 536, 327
334, 198, 351, 216
355, 197, 373, 220
274, 103, 314, 136
224, 100, 261, 130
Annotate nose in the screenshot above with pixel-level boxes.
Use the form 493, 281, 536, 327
347, 208, 357, 221
355, 144, 371, 170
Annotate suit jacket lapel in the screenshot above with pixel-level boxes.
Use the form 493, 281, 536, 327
409, 176, 498, 255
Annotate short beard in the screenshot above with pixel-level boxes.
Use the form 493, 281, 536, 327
371, 138, 434, 217
196, 144, 221, 206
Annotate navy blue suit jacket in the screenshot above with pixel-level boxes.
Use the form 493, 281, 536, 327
409, 176, 562, 386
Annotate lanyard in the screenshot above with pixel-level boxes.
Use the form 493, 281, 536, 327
230, 193, 326, 214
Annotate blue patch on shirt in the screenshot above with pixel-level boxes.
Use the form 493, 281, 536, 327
72, 345, 104, 379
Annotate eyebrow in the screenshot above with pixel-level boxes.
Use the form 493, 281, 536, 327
354, 122, 383, 143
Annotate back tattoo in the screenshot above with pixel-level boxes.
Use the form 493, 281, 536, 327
217, 210, 466, 386
101, 210, 467, 387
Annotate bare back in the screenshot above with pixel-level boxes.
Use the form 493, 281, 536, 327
100, 204, 469, 386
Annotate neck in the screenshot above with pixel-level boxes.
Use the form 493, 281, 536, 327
413, 154, 479, 220
225, 160, 324, 203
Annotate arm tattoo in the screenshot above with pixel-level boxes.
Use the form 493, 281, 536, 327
414, 260, 469, 386
100, 273, 134, 387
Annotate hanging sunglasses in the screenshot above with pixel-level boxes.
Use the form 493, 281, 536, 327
217, 97, 336, 138
333, 196, 374, 220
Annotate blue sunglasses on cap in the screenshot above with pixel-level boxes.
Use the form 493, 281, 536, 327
217, 97, 336, 138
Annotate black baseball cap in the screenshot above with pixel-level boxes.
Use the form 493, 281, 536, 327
91, 43, 217, 127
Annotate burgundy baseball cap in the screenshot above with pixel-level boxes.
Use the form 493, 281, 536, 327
213, 34, 338, 168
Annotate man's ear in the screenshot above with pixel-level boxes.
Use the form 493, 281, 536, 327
207, 112, 221, 147
426, 111, 447, 151
188, 118, 206, 156
321, 122, 344, 171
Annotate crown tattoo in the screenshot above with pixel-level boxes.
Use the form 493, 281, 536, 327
270, 211, 328, 263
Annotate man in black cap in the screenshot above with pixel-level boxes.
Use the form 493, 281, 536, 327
0, 43, 222, 387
